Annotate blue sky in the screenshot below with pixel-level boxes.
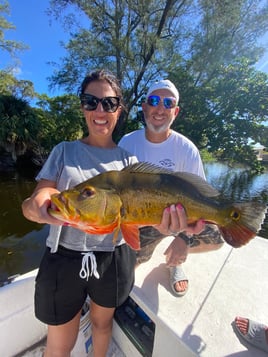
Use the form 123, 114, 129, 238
2, 0, 71, 96
1, 0, 268, 97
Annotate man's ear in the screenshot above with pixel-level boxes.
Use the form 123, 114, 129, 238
175, 106, 180, 116
141, 102, 147, 111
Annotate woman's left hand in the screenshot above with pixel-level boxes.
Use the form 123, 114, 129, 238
155, 203, 205, 236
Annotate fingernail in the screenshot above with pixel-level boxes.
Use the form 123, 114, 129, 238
63, 222, 70, 226
176, 203, 184, 210
165, 207, 170, 213
170, 204, 176, 212
199, 219, 206, 228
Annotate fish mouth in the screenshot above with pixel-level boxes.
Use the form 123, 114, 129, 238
50, 201, 60, 212
49, 194, 80, 222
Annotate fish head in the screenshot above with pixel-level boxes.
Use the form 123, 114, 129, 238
48, 184, 122, 234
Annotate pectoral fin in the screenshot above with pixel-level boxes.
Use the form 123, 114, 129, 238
121, 224, 141, 250
68, 219, 119, 235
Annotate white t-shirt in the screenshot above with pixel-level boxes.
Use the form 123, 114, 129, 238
119, 128, 205, 178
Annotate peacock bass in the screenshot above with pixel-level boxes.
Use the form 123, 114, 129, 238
48, 163, 267, 250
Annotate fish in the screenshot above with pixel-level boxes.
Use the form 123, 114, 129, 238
48, 163, 267, 250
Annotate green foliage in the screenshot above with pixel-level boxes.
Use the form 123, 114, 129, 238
0, 95, 40, 161
1, 2, 33, 100
1, 0, 268, 171
169, 58, 268, 170
0, 70, 36, 99
199, 149, 215, 162
0, 92, 85, 165
35, 94, 86, 152
47, 0, 191, 110
0, 1, 28, 61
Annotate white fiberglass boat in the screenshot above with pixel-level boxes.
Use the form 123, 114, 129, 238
1, 236, 268, 357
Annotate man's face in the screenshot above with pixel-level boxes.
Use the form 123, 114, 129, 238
142, 89, 180, 134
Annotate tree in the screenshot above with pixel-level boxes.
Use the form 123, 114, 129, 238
47, 0, 193, 111
187, 0, 268, 83
0, 1, 28, 62
0, 2, 35, 99
0, 95, 40, 162
0, 70, 36, 98
168, 59, 268, 169
47, 0, 268, 107
35, 94, 86, 153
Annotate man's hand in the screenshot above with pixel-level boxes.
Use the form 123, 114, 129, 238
164, 236, 189, 266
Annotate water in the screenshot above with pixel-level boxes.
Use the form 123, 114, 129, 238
0, 162, 267, 282
0, 170, 48, 283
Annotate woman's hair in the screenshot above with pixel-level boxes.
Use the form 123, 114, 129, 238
78, 69, 123, 101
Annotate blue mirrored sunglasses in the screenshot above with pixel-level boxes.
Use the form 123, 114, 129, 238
147, 95, 177, 109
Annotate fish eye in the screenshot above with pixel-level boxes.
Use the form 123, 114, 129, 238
230, 210, 240, 221
81, 187, 95, 199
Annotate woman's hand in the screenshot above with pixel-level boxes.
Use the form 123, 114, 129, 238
155, 203, 205, 266
155, 203, 205, 236
21, 180, 63, 226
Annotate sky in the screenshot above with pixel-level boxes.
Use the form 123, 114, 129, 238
1, 0, 72, 96
1, 0, 268, 97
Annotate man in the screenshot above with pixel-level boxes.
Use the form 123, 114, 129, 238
119, 79, 223, 296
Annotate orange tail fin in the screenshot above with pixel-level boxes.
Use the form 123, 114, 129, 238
219, 202, 267, 247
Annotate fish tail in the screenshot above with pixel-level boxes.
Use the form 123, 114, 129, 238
219, 202, 267, 247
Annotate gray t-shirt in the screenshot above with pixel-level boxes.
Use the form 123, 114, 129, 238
36, 140, 138, 253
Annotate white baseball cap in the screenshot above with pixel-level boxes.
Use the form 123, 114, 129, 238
146, 79, 179, 103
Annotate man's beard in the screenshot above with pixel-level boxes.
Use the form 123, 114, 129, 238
146, 121, 170, 133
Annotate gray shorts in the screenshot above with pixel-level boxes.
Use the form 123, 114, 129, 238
35, 244, 136, 325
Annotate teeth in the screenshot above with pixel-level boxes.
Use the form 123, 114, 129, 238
95, 119, 107, 124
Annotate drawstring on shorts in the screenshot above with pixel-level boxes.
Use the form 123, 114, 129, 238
79, 252, 100, 280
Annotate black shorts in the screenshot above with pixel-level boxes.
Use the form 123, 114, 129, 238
35, 244, 136, 325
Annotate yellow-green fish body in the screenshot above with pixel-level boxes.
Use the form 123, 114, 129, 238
49, 163, 267, 250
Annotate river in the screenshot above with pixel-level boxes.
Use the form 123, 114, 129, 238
0, 162, 267, 283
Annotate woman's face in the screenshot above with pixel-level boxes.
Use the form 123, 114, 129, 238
82, 80, 121, 139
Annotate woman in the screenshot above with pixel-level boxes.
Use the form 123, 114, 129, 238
22, 70, 138, 357
22, 69, 202, 357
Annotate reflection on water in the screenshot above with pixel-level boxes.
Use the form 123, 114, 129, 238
0, 163, 267, 281
204, 162, 268, 238
205, 162, 268, 201
0, 170, 47, 282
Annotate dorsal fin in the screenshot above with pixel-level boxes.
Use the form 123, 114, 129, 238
122, 162, 220, 198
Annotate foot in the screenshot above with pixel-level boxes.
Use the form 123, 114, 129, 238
234, 316, 268, 353
169, 265, 188, 296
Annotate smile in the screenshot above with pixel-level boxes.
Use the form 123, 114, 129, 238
94, 119, 108, 125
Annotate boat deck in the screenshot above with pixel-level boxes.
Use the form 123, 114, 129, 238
131, 235, 268, 356
2, 236, 268, 357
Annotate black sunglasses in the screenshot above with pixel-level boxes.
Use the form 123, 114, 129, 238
80, 93, 120, 113
147, 95, 177, 109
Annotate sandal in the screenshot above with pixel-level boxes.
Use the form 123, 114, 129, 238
233, 318, 268, 353
169, 266, 188, 296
